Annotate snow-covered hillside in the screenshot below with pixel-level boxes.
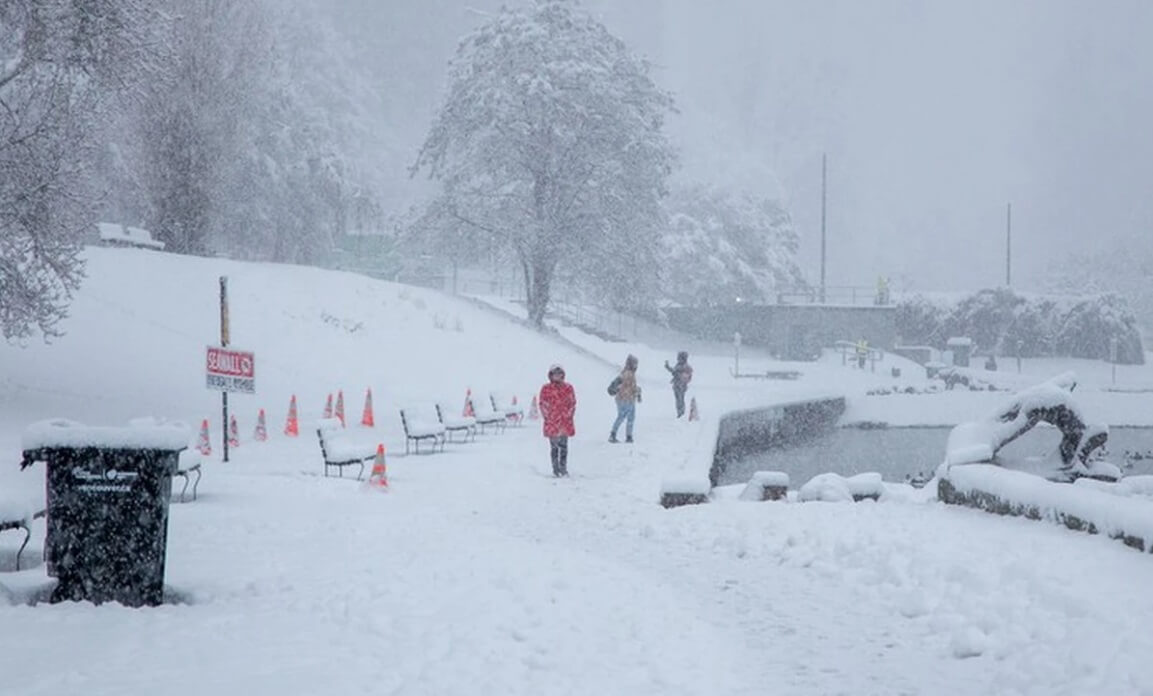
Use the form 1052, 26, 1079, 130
2, 247, 1153, 695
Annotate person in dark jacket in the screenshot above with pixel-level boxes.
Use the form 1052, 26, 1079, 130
609, 354, 641, 443
664, 351, 693, 418
539, 364, 576, 477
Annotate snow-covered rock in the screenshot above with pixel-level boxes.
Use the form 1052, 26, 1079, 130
738, 470, 789, 501
798, 473, 855, 503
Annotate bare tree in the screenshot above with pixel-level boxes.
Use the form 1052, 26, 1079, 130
0, 0, 163, 340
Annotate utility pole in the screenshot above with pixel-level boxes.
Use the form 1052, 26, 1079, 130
1005, 203, 1012, 287
820, 153, 827, 303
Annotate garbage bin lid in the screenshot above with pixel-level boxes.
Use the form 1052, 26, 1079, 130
22, 418, 191, 452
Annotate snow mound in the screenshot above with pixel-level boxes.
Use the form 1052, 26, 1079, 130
660, 475, 711, 496
798, 473, 855, 502
738, 471, 789, 501
846, 472, 885, 499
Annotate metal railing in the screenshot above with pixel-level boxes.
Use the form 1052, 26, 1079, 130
776, 285, 892, 307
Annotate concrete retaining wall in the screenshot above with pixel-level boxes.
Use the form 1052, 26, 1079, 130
709, 397, 846, 487
666, 305, 896, 360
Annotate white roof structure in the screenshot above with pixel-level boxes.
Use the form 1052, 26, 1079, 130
97, 222, 165, 250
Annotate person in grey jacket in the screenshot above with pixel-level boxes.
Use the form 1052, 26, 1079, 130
664, 351, 693, 418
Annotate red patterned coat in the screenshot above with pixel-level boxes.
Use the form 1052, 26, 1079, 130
538, 381, 576, 438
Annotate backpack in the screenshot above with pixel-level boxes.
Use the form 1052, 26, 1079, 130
607, 375, 622, 396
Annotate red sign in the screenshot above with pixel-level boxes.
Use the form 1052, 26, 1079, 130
206, 346, 256, 393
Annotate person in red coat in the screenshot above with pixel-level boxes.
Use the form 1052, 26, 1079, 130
539, 363, 576, 477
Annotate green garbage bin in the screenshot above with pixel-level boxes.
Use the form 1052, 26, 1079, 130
20, 419, 189, 607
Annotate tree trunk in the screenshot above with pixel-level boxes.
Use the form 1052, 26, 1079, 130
523, 254, 555, 328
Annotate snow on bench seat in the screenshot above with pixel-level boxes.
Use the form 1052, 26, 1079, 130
399, 408, 445, 454
436, 404, 476, 443
659, 475, 710, 509
490, 393, 524, 425
316, 419, 374, 478
469, 398, 507, 434
739, 471, 790, 501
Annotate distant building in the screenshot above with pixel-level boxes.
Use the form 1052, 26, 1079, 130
96, 223, 165, 251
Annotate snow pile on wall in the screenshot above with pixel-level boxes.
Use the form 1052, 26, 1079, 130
738, 471, 789, 501
940, 464, 1153, 553
1074, 475, 1153, 498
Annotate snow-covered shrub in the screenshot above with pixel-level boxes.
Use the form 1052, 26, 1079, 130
894, 294, 948, 345
1053, 293, 1145, 365
941, 288, 1023, 354
1003, 297, 1062, 358
896, 289, 1144, 363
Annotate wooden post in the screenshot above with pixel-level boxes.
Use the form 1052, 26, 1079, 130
220, 276, 230, 463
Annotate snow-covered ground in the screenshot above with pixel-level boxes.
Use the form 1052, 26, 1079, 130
2, 247, 1153, 695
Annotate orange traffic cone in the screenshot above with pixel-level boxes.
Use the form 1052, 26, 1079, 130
335, 390, 346, 427
253, 408, 268, 442
196, 419, 212, 455
529, 394, 541, 420
323, 393, 333, 419
284, 395, 299, 437
463, 388, 475, 417
228, 414, 241, 447
366, 444, 389, 490
688, 397, 699, 421
361, 388, 375, 427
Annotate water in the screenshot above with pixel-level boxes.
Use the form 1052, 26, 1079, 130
719, 425, 1153, 487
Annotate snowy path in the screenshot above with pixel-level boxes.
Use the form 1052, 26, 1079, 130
5, 397, 1153, 694
3, 248, 1153, 695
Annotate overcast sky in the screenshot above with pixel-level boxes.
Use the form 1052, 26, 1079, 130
333, 0, 1153, 294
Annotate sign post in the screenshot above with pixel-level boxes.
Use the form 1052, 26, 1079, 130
1110, 337, 1119, 387
221, 277, 228, 462
733, 331, 742, 378
207, 277, 256, 462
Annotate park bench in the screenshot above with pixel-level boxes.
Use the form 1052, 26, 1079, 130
316, 418, 375, 478
490, 393, 524, 425
436, 403, 476, 443
174, 450, 203, 502
0, 507, 45, 571
469, 396, 507, 435
399, 407, 446, 454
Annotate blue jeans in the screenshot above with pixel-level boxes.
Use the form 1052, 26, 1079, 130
611, 402, 635, 440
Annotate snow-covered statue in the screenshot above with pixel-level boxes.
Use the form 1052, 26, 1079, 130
945, 372, 1120, 482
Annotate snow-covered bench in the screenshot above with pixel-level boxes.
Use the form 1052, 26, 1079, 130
316, 418, 374, 478
490, 393, 524, 426
174, 450, 203, 502
436, 403, 476, 443
469, 396, 507, 435
399, 407, 446, 454
0, 496, 45, 571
